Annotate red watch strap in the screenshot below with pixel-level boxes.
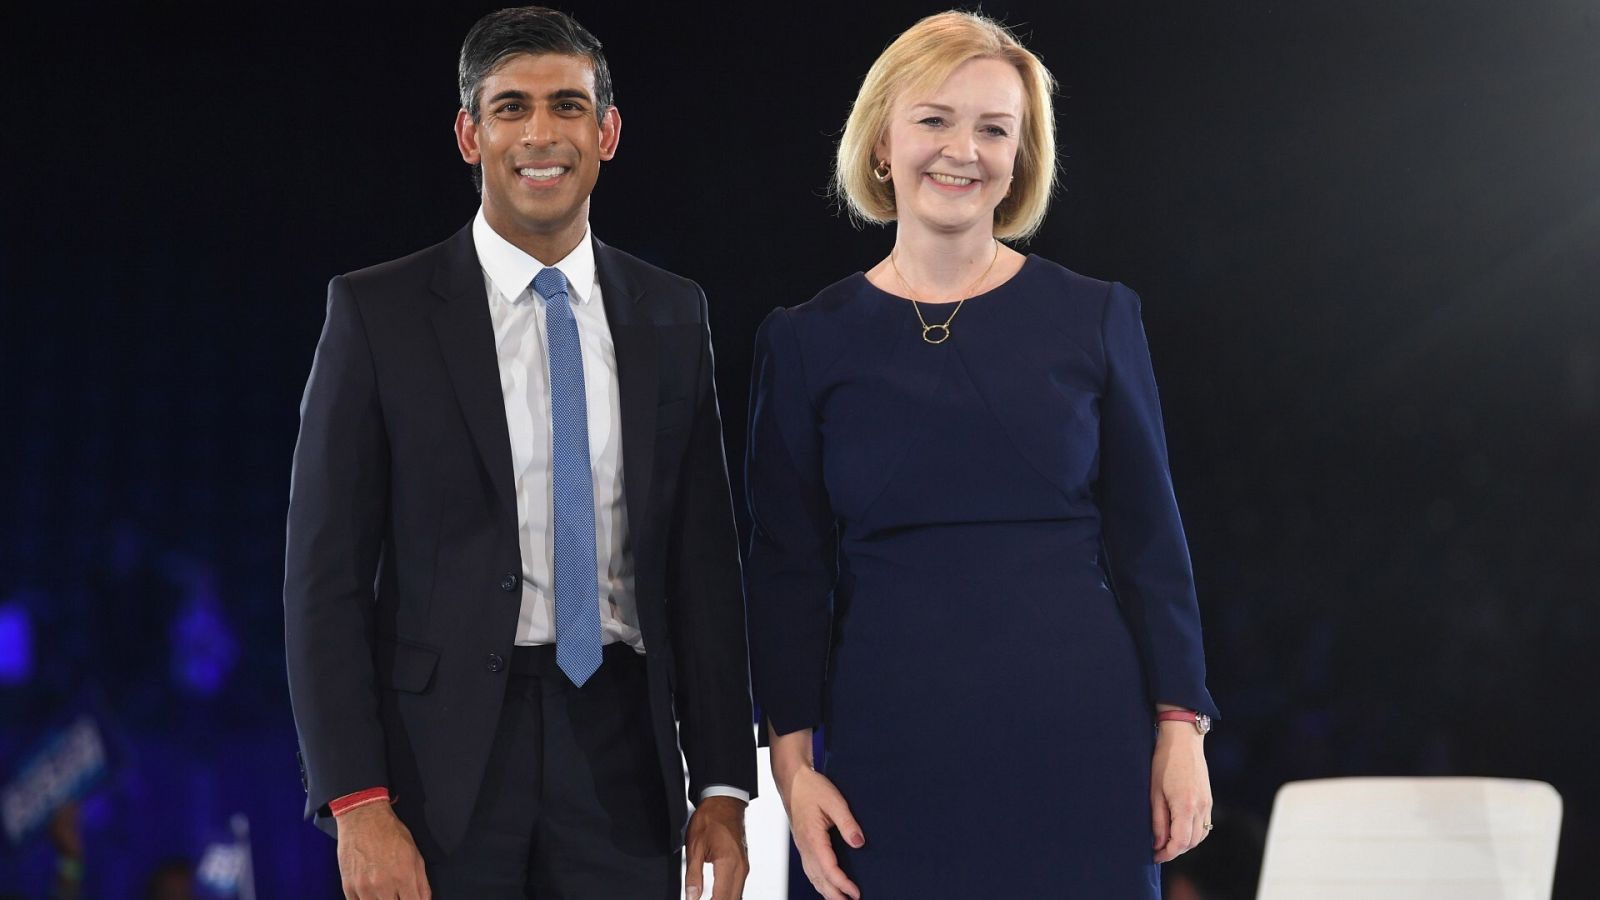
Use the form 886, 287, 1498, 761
330, 787, 391, 816
1155, 710, 1197, 725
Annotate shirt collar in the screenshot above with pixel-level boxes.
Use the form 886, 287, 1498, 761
471, 207, 598, 305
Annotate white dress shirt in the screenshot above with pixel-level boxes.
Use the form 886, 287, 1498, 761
474, 210, 643, 652
473, 210, 746, 803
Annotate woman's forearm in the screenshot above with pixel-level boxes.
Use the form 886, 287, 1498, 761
767, 723, 816, 801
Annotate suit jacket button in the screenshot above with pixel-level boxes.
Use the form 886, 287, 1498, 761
486, 652, 505, 673
500, 574, 519, 593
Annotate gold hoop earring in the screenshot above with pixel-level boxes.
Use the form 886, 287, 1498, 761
873, 159, 892, 183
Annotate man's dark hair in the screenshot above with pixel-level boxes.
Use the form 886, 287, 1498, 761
458, 6, 614, 122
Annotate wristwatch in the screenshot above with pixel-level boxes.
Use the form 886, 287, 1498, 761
1155, 709, 1212, 735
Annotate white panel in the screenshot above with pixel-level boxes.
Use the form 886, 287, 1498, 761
1258, 777, 1562, 900
745, 753, 791, 899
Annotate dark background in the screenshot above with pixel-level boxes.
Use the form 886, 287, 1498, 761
3, 1, 1596, 896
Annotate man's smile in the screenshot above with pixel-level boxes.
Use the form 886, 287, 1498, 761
517, 164, 570, 184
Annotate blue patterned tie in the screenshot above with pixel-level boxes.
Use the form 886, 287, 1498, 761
533, 266, 602, 687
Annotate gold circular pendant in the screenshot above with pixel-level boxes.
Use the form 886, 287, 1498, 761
922, 324, 951, 345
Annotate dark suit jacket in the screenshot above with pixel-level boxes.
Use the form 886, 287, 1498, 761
284, 222, 756, 854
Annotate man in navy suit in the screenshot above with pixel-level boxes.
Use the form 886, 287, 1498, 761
284, 8, 755, 898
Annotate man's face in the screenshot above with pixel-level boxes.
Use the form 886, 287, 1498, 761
455, 53, 620, 243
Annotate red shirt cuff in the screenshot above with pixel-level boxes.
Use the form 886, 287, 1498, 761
329, 787, 391, 816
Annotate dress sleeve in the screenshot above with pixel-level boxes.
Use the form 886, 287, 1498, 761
743, 308, 838, 736
1098, 283, 1220, 720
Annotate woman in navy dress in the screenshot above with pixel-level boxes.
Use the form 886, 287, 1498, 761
745, 11, 1220, 899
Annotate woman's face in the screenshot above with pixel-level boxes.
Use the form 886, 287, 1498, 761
877, 56, 1025, 236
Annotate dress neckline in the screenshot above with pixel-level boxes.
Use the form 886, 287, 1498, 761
856, 253, 1040, 306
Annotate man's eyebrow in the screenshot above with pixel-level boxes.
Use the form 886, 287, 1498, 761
485, 89, 530, 106
484, 87, 595, 109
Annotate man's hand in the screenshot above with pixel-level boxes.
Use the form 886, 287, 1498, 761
336, 802, 431, 900
1151, 723, 1213, 864
684, 795, 749, 900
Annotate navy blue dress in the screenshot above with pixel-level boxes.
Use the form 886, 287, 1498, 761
744, 256, 1219, 898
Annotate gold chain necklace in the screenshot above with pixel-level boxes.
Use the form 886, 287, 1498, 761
889, 240, 1000, 345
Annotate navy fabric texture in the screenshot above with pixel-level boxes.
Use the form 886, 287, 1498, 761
745, 256, 1217, 896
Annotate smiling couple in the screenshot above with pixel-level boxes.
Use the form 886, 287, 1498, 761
285, 6, 1217, 900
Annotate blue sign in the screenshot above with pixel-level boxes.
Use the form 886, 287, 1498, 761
1, 714, 111, 846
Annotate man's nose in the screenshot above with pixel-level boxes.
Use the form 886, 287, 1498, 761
521, 109, 557, 145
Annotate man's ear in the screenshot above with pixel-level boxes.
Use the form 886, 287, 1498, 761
455, 109, 481, 165
598, 106, 621, 162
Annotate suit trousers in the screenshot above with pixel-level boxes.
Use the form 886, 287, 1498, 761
422, 642, 679, 899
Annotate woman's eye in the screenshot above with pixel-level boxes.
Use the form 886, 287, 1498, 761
985, 126, 1009, 137
918, 116, 945, 127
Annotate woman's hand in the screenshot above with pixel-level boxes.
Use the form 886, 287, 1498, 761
1150, 720, 1213, 863
770, 727, 865, 900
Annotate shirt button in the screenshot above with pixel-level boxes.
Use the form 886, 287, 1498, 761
500, 574, 519, 593
486, 652, 505, 673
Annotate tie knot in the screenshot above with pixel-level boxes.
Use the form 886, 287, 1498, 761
532, 266, 570, 304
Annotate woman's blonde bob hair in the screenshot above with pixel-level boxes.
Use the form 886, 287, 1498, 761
834, 11, 1058, 242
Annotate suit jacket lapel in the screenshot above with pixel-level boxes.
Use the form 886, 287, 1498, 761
593, 238, 659, 536
430, 224, 519, 524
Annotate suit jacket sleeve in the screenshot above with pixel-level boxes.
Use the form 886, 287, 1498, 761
743, 309, 837, 737
664, 285, 758, 799
1098, 282, 1220, 720
283, 275, 392, 817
